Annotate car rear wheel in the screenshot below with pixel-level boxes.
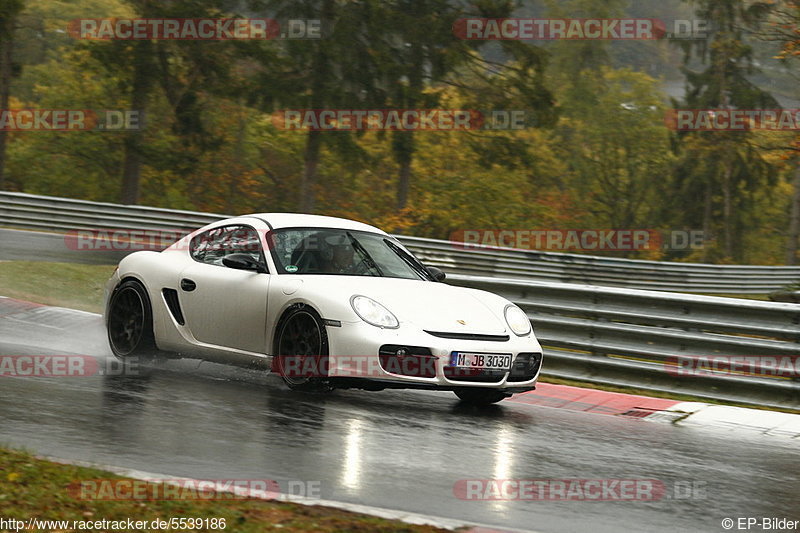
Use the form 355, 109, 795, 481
107, 280, 156, 360
274, 306, 331, 392
454, 388, 509, 405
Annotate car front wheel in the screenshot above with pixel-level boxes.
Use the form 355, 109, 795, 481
274, 306, 331, 392
107, 280, 156, 360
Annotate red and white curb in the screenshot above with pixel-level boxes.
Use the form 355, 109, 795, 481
650, 402, 800, 437
510, 383, 680, 417
514, 383, 800, 438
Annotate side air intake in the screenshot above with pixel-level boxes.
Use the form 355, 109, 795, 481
162, 288, 185, 326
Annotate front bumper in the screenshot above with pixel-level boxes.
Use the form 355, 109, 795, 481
323, 319, 542, 390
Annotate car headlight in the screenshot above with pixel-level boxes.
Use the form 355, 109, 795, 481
504, 304, 531, 336
351, 295, 400, 329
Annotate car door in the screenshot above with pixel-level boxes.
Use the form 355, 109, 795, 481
179, 224, 270, 354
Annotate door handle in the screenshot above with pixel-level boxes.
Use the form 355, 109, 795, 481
180, 278, 196, 292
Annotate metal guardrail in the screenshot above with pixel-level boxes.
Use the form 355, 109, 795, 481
402, 236, 800, 295
446, 275, 800, 408
3, 191, 798, 294
1, 191, 799, 407
0, 191, 225, 234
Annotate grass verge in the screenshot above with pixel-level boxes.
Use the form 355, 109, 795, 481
0, 446, 452, 533
0, 261, 114, 313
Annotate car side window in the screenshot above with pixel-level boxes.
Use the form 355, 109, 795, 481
189, 227, 222, 263
189, 225, 264, 267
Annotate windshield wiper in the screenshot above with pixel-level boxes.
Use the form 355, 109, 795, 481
347, 232, 383, 276
384, 239, 432, 281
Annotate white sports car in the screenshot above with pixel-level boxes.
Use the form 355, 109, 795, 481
104, 214, 543, 405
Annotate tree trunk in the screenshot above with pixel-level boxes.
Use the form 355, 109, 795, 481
120, 42, 150, 204
299, 129, 321, 212
229, 98, 246, 213
786, 163, 800, 265
702, 180, 713, 262
396, 154, 412, 211
393, 38, 423, 211
722, 161, 733, 259
393, 129, 414, 210
0, 13, 15, 190
296, 0, 334, 213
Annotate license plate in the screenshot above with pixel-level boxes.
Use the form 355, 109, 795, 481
449, 352, 511, 371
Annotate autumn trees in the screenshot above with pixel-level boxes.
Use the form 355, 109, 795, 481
0, 0, 797, 264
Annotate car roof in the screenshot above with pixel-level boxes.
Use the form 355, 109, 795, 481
244, 213, 388, 234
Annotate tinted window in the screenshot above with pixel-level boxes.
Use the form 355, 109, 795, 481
268, 228, 431, 280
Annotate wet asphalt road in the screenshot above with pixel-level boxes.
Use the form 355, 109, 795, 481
0, 298, 798, 533
1, 228, 131, 264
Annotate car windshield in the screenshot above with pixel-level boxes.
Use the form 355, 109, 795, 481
268, 228, 431, 280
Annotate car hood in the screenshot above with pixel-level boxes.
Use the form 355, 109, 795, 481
291, 275, 510, 335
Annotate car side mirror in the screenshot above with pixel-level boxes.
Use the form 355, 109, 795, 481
223, 253, 266, 273
426, 266, 446, 282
